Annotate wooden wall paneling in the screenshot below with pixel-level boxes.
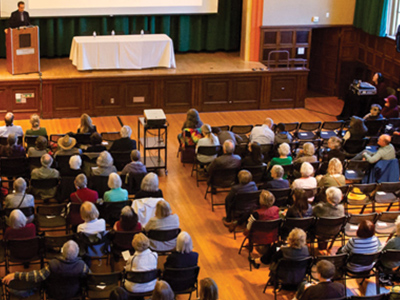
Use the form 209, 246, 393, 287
260, 74, 272, 109
230, 76, 260, 110
125, 80, 155, 114
10, 84, 40, 114
201, 77, 231, 111
41, 82, 52, 119
0, 87, 9, 115
93, 80, 125, 116
269, 75, 296, 108
162, 78, 193, 112
52, 81, 84, 118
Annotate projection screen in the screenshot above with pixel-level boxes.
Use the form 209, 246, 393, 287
1, 0, 218, 18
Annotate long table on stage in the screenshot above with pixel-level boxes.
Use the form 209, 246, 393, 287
69, 34, 176, 71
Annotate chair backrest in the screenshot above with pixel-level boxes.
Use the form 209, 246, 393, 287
49, 134, 65, 144
0, 136, 23, 146
209, 167, 239, 188
125, 269, 159, 284
281, 217, 315, 240
268, 188, 292, 208
2, 206, 35, 218
249, 219, 282, 244
7, 236, 43, 262
347, 212, 378, 225
89, 176, 110, 198
315, 253, 348, 281
111, 231, 139, 252
44, 234, 75, 259
30, 178, 60, 189
147, 228, 181, 242
321, 121, 344, 131
275, 257, 313, 285
0, 157, 28, 177
380, 250, 400, 267
75, 133, 92, 145
343, 138, 369, 154
97, 200, 131, 226
352, 183, 378, 195
230, 125, 253, 134
37, 203, 67, 216
314, 216, 347, 238
378, 211, 400, 223
121, 172, 147, 195
232, 191, 261, 219
101, 132, 121, 142
281, 122, 299, 133
345, 160, 371, 173
241, 165, 266, 183
27, 156, 42, 170
25, 135, 48, 149
299, 122, 322, 132
211, 125, 229, 133
59, 176, 77, 202
365, 120, 386, 137
55, 155, 74, 172
163, 266, 200, 293
110, 151, 132, 171
196, 145, 221, 156
347, 252, 381, 268
378, 182, 400, 193
66, 203, 83, 226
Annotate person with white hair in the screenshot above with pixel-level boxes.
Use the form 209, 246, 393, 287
292, 162, 317, 202
91, 151, 117, 176
120, 150, 147, 176
0, 112, 23, 137
207, 140, 241, 180
269, 143, 292, 167
60, 155, 84, 177
4, 209, 36, 240
249, 117, 274, 144
104, 173, 128, 202
293, 142, 317, 164
77, 202, 106, 234
313, 187, 344, 218
135, 172, 163, 199
31, 154, 60, 200
109, 125, 137, 152
164, 231, 198, 268
70, 174, 98, 204
2, 240, 89, 300
5, 178, 35, 223
263, 165, 289, 189
196, 124, 220, 163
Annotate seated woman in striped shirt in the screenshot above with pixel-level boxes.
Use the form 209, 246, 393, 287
338, 220, 381, 272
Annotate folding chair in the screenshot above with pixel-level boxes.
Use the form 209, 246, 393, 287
365, 119, 386, 138
100, 132, 120, 142
146, 228, 181, 255
55, 155, 74, 173
343, 213, 378, 243
374, 182, 400, 212
296, 122, 322, 140
312, 253, 348, 284
230, 125, 253, 144
240, 165, 266, 185
280, 217, 315, 242
30, 178, 61, 202
268, 188, 292, 209
344, 160, 371, 182
35, 204, 68, 234
191, 145, 221, 187
318, 121, 344, 140
110, 231, 139, 269
25, 135, 48, 150
162, 266, 200, 299
277, 122, 299, 140
0, 157, 29, 190
97, 200, 131, 227
6, 236, 44, 273
5, 278, 42, 300
210, 125, 229, 134
346, 183, 377, 214
121, 172, 146, 195
375, 211, 400, 241
122, 269, 160, 298
86, 272, 122, 300
343, 138, 369, 159
44, 234, 76, 260
75, 133, 92, 145
312, 216, 347, 252
89, 176, 110, 199
110, 151, 132, 171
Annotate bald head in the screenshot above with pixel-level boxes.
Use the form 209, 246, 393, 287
223, 140, 235, 154
378, 134, 391, 147
264, 118, 273, 129
5, 112, 14, 126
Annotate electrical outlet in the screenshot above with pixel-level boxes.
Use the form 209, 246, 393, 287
326, 12, 330, 18
312, 16, 319, 23
110, 98, 114, 104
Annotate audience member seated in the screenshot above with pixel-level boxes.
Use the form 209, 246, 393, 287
144, 200, 180, 251
381, 216, 400, 270
296, 260, 345, 300
77, 202, 106, 234
77, 113, 97, 134
249, 117, 274, 144
91, 151, 117, 176
0, 133, 25, 157
151, 280, 174, 300
124, 233, 158, 293
182, 108, 203, 130
363, 104, 384, 121
109, 125, 137, 152
382, 95, 399, 119
313, 187, 344, 218
351, 134, 395, 163
222, 170, 258, 228
199, 278, 218, 300
134, 172, 163, 199
242, 142, 264, 167
60, 155, 84, 177
113, 206, 142, 232
317, 158, 345, 188
263, 165, 289, 190
120, 150, 147, 176
70, 174, 99, 204
4, 209, 36, 240
207, 140, 241, 179
196, 124, 220, 164
164, 231, 198, 268
2, 241, 89, 300
25, 113, 47, 137
27, 136, 48, 158
274, 123, 292, 144
244, 190, 279, 254
338, 220, 381, 272
321, 136, 346, 163
104, 173, 128, 202
84, 132, 106, 152
286, 189, 312, 218
215, 128, 243, 145
251, 228, 309, 270
292, 162, 317, 202
343, 116, 368, 141
269, 143, 292, 167
294, 142, 317, 164
4, 177, 35, 224
31, 154, 60, 200
0, 112, 23, 137
55, 134, 81, 157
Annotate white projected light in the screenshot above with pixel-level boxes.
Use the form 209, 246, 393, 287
1, 0, 218, 18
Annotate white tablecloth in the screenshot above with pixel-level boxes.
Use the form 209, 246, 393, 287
69, 34, 176, 71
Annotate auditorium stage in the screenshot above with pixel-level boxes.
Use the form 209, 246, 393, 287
0, 52, 309, 119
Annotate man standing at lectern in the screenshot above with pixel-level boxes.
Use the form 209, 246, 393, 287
9, 1, 30, 29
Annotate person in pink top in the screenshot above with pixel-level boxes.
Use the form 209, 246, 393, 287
4, 209, 36, 240
292, 162, 317, 202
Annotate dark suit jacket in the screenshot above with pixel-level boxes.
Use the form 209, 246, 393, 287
9, 10, 30, 28
109, 137, 137, 152
164, 251, 198, 269
207, 153, 241, 177
225, 181, 258, 219
299, 281, 345, 300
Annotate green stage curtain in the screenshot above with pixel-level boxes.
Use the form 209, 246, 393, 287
353, 0, 389, 37
0, 0, 242, 58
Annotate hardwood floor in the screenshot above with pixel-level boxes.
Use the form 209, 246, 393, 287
5, 97, 384, 300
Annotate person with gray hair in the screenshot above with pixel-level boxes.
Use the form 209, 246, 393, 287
120, 150, 147, 176
0, 112, 23, 137
70, 174, 98, 204
313, 187, 344, 218
60, 155, 84, 177
292, 162, 317, 202
0, 133, 25, 157
164, 231, 198, 268
91, 151, 117, 176
4, 209, 36, 240
207, 139, 241, 181
104, 173, 128, 202
263, 165, 289, 190
109, 125, 137, 152
196, 124, 220, 163
2, 240, 89, 300
31, 154, 60, 200
135, 172, 163, 199
293, 142, 317, 164
5, 177, 35, 224
249, 117, 275, 144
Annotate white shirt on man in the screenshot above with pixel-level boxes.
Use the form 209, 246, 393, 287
0, 125, 23, 137
250, 124, 275, 144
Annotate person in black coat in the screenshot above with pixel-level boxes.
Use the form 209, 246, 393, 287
262, 165, 289, 190
109, 125, 137, 152
164, 231, 198, 269
8, 1, 30, 28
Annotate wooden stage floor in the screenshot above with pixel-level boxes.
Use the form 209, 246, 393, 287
1, 98, 387, 300
0, 52, 265, 80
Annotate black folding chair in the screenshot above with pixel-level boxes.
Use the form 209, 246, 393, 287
375, 211, 400, 241
191, 145, 221, 187
97, 200, 131, 226
89, 176, 110, 199
162, 266, 200, 299
296, 122, 322, 140
344, 160, 371, 182
6, 236, 44, 273
318, 121, 344, 140
122, 269, 160, 298
146, 228, 181, 255
374, 182, 400, 212
110, 151, 132, 171
86, 272, 122, 300
346, 183, 377, 214
35, 204, 68, 234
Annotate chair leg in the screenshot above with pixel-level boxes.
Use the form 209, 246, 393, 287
191, 161, 195, 177
204, 185, 209, 199
238, 237, 248, 254
375, 271, 380, 295
263, 278, 271, 293
211, 191, 214, 212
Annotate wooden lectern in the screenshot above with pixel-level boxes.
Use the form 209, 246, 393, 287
6, 26, 40, 75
